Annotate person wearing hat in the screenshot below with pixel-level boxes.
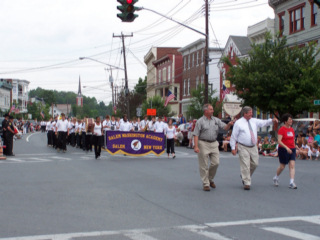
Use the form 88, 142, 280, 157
1, 113, 9, 155
6, 116, 15, 156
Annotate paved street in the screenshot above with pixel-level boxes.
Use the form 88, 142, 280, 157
0, 132, 319, 240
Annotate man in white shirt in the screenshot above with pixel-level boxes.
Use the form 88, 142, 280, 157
55, 113, 69, 152
230, 106, 278, 190
120, 115, 133, 132
68, 118, 76, 147
154, 116, 166, 133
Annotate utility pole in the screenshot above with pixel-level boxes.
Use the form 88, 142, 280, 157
204, 0, 209, 104
137, 6, 209, 103
113, 32, 133, 119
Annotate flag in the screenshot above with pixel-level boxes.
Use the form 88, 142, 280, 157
40, 111, 44, 119
8, 105, 15, 115
221, 84, 230, 100
164, 90, 175, 107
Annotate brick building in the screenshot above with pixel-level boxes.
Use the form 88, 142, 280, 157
269, 0, 319, 62
178, 39, 223, 117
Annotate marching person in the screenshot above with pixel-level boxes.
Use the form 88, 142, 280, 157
193, 104, 234, 191
75, 118, 82, 148
165, 118, 176, 159
140, 115, 149, 131
69, 118, 76, 147
51, 116, 58, 149
46, 117, 53, 147
92, 116, 103, 159
131, 117, 139, 132
120, 114, 133, 132
6, 116, 15, 156
154, 116, 166, 133
85, 117, 93, 152
147, 116, 156, 132
230, 106, 278, 190
273, 113, 297, 189
55, 113, 69, 153
81, 118, 86, 151
108, 115, 119, 131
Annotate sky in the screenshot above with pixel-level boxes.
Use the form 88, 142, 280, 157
0, 0, 275, 104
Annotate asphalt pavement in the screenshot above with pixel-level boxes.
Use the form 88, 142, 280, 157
0, 132, 319, 240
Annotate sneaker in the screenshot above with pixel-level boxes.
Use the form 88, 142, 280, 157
289, 182, 297, 189
273, 177, 279, 187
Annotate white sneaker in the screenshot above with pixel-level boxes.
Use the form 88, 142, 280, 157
273, 177, 279, 187
289, 182, 297, 189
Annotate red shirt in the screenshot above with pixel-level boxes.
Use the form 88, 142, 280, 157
278, 126, 295, 149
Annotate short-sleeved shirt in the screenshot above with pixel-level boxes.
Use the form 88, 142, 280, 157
314, 134, 320, 145
278, 126, 295, 149
193, 116, 226, 142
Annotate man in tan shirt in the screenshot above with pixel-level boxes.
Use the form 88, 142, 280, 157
194, 104, 234, 191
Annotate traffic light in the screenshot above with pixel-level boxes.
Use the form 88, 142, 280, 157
117, 0, 139, 22
315, 0, 320, 7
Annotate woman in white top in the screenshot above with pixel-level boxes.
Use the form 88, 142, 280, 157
165, 118, 176, 158
92, 116, 103, 159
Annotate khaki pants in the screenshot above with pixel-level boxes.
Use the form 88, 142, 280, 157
197, 140, 220, 187
238, 144, 259, 186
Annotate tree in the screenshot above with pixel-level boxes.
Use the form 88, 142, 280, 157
186, 85, 222, 119
142, 95, 172, 117
223, 33, 320, 119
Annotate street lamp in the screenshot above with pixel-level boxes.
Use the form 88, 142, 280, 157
79, 57, 124, 71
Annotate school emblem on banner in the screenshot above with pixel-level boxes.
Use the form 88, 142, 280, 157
106, 131, 165, 156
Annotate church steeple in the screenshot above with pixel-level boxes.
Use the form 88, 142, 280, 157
76, 76, 83, 107
78, 76, 82, 96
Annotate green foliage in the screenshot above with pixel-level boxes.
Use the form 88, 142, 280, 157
116, 76, 147, 119
223, 33, 320, 119
142, 95, 172, 117
28, 87, 112, 118
186, 85, 222, 119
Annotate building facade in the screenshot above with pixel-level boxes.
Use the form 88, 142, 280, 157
151, 52, 182, 115
178, 39, 223, 117
144, 47, 181, 99
8, 79, 29, 113
0, 79, 13, 113
269, 0, 319, 62
269, 0, 320, 118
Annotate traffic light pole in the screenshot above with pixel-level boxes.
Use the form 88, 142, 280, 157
137, 5, 210, 103
113, 32, 133, 119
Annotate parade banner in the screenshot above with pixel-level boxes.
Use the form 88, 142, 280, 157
106, 131, 165, 156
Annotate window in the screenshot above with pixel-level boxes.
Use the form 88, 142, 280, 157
196, 52, 199, 66
183, 80, 186, 96
174, 87, 178, 100
311, 2, 318, 27
188, 55, 190, 69
201, 75, 204, 86
158, 70, 161, 83
187, 79, 190, 95
201, 50, 204, 64
196, 76, 199, 90
278, 12, 285, 36
184, 57, 187, 70
192, 54, 195, 67
288, 3, 305, 34
168, 65, 171, 82
162, 68, 167, 82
